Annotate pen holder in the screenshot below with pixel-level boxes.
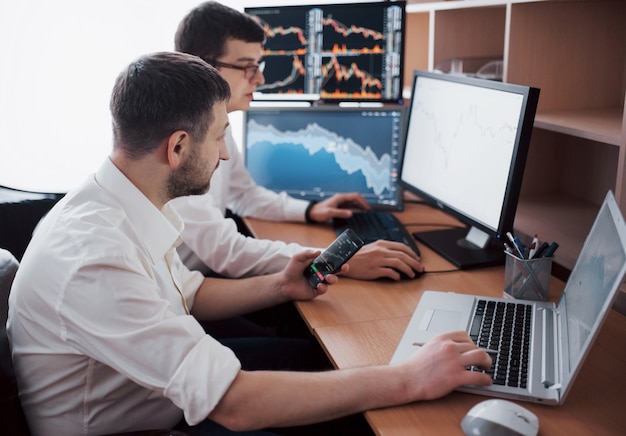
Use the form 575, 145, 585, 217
503, 251, 551, 301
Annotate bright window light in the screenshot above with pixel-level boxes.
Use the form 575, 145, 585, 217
0, 0, 373, 193
0, 1, 240, 192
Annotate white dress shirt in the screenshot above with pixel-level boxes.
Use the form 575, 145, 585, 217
7, 159, 240, 435
173, 124, 315, 277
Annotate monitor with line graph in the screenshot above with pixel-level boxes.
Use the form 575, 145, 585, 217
244, 105, 406, 210
245, 1, 406, 103
399, 70, 540, 269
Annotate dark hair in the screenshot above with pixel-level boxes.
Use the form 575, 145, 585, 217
109, 51, 230, 159
175, 1, 265, 62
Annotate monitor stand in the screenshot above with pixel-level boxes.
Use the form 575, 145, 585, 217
413, 226, 505, 269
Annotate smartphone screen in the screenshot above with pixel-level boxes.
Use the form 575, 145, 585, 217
303, 228, 364, 288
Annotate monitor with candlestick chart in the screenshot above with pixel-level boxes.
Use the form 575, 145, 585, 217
245, 1, 406, 103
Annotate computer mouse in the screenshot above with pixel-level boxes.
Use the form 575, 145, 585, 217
399, 269, 425, 280
461, 399, 539, 436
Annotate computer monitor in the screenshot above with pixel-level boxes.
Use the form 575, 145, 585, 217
244, 105, 405, 210
244, 1, 406, 103
399, 70, 540, 269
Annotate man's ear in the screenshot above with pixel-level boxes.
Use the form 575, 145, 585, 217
166, 130, 189, 169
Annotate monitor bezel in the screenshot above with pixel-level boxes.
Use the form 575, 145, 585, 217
243, 104, 407, 211
244, 1, 407, 104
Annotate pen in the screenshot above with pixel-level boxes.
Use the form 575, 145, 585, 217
506, 232, 525, 259
528, 234, 539, 258
513, 236, 526, 258
543, 242, 559, 258
532, 241, 549, 259
412, 342, 498, 354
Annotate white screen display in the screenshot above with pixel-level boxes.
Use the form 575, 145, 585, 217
401, 75, 524, 231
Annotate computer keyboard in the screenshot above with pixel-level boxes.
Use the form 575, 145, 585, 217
333, 211, 421, 258
468, 299, 532, 388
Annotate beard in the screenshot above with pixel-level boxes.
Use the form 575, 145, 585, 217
166, 150, 214, 199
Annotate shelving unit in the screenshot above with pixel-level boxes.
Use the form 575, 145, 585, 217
404, 0, 626, 276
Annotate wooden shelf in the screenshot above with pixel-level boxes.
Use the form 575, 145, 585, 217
514, 193, 599, 270
406, 0, 544, 13
401, 0, 626, 315
402, 1, 626, 274
534, 107, 624, 146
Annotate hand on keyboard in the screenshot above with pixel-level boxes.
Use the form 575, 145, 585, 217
307, 193, 371, 223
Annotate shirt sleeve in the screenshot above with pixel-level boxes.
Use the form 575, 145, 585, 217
173, 193, 310, 277
60, 253, 241, 425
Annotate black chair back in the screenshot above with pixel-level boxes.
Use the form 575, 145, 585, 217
0, 249, 31, 435
0, 186, 63, 261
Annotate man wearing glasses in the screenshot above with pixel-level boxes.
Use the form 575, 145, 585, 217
208, 58, 266, 81
172, 1, 424, 284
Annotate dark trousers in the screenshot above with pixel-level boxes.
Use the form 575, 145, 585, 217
178, 303, 375, 435
178, 214, 372, 435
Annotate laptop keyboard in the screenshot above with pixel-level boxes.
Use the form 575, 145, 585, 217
333, 211, 421, 257
468, 299, 533, 388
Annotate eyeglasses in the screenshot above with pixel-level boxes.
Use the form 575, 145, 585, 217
208, 59, 265, 80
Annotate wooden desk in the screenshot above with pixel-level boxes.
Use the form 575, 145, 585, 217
245, 203, 626, 435
316, 311, 626, 435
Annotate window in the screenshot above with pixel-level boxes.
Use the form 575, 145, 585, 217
0, 1, 230, 192
0, 0, 373, 193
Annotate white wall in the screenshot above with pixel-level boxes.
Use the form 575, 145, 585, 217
0, 0, 372, 193
0, 1, 231, 192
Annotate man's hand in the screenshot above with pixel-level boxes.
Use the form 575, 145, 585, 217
308, 193, 371, 223
343, 240, 424, 280
398, 331, 493, 401
277, 250, 349, 302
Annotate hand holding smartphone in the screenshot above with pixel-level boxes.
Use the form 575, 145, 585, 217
303, 228, 364, 288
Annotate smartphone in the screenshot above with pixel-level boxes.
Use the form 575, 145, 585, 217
303, 228, 364, 288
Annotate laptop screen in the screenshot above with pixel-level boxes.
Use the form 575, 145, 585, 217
560, 191, 626, 390
244, 105, 405, 210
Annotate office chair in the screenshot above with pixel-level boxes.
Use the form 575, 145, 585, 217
0, 186, 63, 261
0, 248, 28, 434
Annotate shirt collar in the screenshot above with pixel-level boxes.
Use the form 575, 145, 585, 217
95, 158, 184, 263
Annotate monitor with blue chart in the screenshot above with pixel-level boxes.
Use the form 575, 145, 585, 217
244, 105, 405, 210
399, 70, 540, 269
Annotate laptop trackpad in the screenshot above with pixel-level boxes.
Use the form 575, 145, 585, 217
419, 308, 463, 333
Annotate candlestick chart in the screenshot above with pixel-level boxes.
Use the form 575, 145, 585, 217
247, 3, 404, 102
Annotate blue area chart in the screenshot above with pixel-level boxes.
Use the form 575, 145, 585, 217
246, 119, 392, 197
